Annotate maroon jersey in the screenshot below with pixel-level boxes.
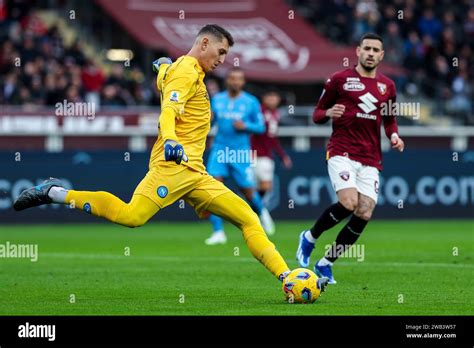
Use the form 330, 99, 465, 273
251, 106, 287, 160
313, 67, 398, 170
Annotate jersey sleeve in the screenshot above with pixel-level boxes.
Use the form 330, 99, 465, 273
159, 65, 199, 141
244, 97, 266, 134
312, 74, 340, 124
382, 82, 399, 138
269, 134, 287, 160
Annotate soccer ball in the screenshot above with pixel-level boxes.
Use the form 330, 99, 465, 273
282, 268, 322, 304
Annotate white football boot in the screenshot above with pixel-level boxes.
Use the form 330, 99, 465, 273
205, 231, 227, 245
259, 207, 275, 236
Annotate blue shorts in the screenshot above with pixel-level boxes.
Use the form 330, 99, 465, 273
206, 147, 256, 189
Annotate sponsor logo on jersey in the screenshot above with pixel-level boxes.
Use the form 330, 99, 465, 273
170, 91, 180, 102
346, 77, 360, 81
343, 81, 365, 91
339, 171, 350, 181
377, 82, 387, 95
358, 92, 378, 113
356, 112, 377, 120
374, 180, 379, 194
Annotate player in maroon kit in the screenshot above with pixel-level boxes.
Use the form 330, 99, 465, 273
296, 33, 405, 284
251, 89, 292, 234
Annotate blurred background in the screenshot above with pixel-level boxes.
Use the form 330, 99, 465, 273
1, 0, 473, 222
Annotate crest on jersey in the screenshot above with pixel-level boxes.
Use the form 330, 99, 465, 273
170, 91, 180, 102
377, 82, 387, 95
339, 171, 350, 181
157, 185, 168, 198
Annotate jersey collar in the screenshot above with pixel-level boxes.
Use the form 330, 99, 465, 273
353, 65, 378, 79
185, 55, 205, 75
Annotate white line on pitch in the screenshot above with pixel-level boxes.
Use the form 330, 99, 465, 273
38, 252, 474, 268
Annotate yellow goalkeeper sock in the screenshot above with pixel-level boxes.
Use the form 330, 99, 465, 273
206, 192, 290, 279
242, 222, 290, 279
65, 190, 159, 228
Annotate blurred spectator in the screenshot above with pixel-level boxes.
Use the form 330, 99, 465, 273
1, 72, 20, 104
403, 31, 423, 64
104, 63, 135, 105
65, 84, 83, 103
352, 0, 380, 43
442, 11, 463, 42
398, 4, 417, 37
128, 67, 153, 105
446, 69, 472, 123
44, 74, 60, 105
205, 78, 220, 98
65, 39, 86, 67
101, 85, 127, 107
0, 6, 155, 109
383, 22, 404, 64
286, 0, 473, 123
20, 35, 39, 63
2, 0, 473, 124
418, 8, 443, 41
81, 59, 105, 107
106, 63, 128, 89
465, 8, 474, 44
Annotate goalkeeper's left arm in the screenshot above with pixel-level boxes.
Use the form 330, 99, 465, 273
155, 57, 197, 163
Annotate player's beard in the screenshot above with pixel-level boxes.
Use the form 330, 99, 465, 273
227, 86, 241, 96
360, 59, 378, 72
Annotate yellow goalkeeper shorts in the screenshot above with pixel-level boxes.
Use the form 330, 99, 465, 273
133, 165, 230, 218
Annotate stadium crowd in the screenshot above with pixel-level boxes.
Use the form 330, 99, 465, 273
0, 3, 157, 108
1, 0, 473, 122
289, 0, 474, 122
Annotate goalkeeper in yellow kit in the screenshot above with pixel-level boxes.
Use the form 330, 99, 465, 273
13, 24, 295, 283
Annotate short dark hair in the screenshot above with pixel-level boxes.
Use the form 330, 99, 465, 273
262, 87, 280, 96
359, 33, 383, 47
197, 24, 234, 47
226, 66, 244, 77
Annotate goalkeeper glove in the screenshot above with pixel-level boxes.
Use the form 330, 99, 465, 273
152, 57, 173, 73
164, 140, 188, 164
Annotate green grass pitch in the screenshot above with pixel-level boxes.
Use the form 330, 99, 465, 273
0, 220, 472, 315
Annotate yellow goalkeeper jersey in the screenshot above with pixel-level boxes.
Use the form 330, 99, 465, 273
149, 55, 210, 173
